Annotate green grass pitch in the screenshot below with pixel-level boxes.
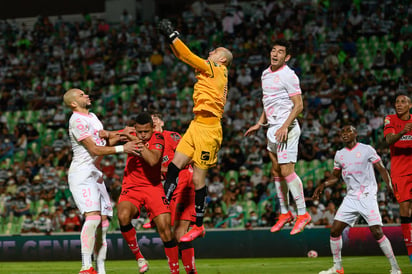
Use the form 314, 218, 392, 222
0, 256, 409, 273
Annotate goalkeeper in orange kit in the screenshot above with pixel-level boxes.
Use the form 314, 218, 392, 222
158, 19, 233, 242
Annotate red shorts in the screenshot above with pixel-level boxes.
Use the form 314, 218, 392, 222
391, 175, 412, 203
170, 167, 195, 225
118, 184, 170, 220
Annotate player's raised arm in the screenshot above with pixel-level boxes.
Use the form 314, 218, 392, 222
158, 18, 228, 75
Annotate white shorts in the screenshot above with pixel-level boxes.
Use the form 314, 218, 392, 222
335, 195, 382, 227
266, 121, 301, 164
68, 166, 113, 217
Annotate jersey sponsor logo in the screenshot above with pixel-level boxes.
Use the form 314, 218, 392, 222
201, 151, 210, 161
400, 135, 412, 140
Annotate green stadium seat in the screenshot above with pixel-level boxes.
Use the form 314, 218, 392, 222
392, 67, 403, 80
242, 200, 257, 220
284, 29, 293, 40
13, 150, 26, 164
296, 160, 306, 176
224, 170, 239, 184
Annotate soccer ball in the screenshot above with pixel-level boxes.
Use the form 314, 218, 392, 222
307, 250, 318, 258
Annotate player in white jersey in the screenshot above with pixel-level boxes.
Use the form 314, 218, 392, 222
64, 88, 139, 274
313, 125, 402, 274
245, 39, 310, 235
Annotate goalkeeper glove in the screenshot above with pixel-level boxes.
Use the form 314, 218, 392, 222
158, 19, 180, 43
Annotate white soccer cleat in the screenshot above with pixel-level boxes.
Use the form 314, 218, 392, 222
390, 269, 402, 274
319, 266, 344, 274
137, 258, 149, 273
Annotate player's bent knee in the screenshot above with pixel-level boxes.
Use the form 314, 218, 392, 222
117, 210, 133, 225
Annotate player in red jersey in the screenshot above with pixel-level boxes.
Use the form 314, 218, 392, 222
383, 94, 412, 262
150, 112, 197, 273
117, 112, 179, 273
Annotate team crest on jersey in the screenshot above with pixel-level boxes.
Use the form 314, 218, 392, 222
273, 75, 280, 83
384, 117, 390, 126
170, 133, 181, 142
356, 152, 361, 158
155, 133, 164, 140
162, 155, 169, 163
201, 151, 210, 161
155, 144, 163, 150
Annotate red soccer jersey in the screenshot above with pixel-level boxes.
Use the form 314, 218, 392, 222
161, 130, 182, 170
383, 114, 412, 177
122, 132, 165, 187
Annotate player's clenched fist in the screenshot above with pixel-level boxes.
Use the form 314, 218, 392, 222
157, 18, 179, 43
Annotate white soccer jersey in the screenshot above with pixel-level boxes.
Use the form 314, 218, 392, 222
68, 111, 106, 172
261, 64, 301, 126
334, 143, 381, 200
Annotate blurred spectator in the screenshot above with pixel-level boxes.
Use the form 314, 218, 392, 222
322, 201, 336, 227
25, 123, 39, 142
12, 191, 31, 218
244, 144, 263, 169
51, 205, 66, 232
308, 204, 323, 225
226, 195, 244, 228
212, 206, 226, 228
304, 179, 316, 206
0, 137, 14, 158
63, 208, 81, 232
21, 213, 36, 233
208, 174, 225, 200
34, 211, 52, 234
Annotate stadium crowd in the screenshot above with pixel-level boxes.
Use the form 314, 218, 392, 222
0, 0, 411, 234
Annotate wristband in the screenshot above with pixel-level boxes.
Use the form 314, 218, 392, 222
168, 31, 180, 43
258, 122, 268, 127
115, 145, 124, 153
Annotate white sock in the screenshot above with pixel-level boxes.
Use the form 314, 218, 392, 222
274, 177, 289, 214
81, 215, 101, 268
95, 219, 109, 273
378, 235, 400, 270
285, 172, 306, 215
330, 236, 343, 270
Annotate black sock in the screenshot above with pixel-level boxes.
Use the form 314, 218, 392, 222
120, 223, 134, 232
195, 186, 207, 227
179, 241, 193, 252
401, 216, 410, 224
164, 162, 180, 200
164, 239, 178, 248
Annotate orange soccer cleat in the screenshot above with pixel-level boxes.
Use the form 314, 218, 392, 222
270, 211, 294, 233
142, 221, 155, 229
180, 225, 206, 242
79, 266, 97, 274
290, 212, 311, 235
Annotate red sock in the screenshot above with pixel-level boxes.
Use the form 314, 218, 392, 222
165, 245, 179, 273
121, 226, 144, 260
401, 223, 412, 255
181, 247, 197, 273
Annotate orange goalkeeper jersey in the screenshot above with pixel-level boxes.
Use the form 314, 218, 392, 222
171, 39, 228, 119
